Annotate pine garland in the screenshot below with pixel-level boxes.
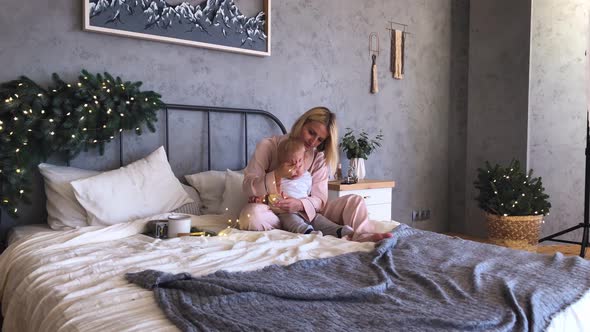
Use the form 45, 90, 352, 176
474, 160, 551, 216
0, 70, 163, 218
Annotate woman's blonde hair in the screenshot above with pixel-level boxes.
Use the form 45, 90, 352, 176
290, 106, 339, 174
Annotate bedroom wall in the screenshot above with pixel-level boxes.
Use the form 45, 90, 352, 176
459, 0, 532, 237
529, 0, 589, 242
0, 0, 469, 239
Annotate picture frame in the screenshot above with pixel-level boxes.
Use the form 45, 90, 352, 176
83, 0, 271, 57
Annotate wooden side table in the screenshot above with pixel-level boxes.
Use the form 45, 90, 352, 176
328, 179, 395, 221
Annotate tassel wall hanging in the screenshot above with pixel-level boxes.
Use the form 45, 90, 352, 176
388, 21, 410, 80
369, 32, 379, 94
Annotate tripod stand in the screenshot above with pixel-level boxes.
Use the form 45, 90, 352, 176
539, 113, 590, 258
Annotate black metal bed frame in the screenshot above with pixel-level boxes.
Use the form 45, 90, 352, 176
0, 104, 287, 238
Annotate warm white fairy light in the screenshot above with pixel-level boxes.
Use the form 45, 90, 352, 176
83, 128, 87, 131
16, 169, 21, 173
19, 190, 24, 194
80, 116, 85, 120
77, 83, 82, 87
37, 93, 42, 97
94, 101, 99, 105
93, 96, 97, 99
50, 131, 55, 135
18, 83, 23, 86
13, 117, 18, 121
67, 84, 71, 87
120, 113, 125, 117
66, 112, 71, 116
49, 119, 54, 122
88, 109, 92, 113
41, 110, 45, 114
107, 108, 112, 114
15, 148, 20, 152
126, 101, 130, 105
93, 139, 97, 143
14, 94, 19, 98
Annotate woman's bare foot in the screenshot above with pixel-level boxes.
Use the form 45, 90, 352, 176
354, 232, 393, 242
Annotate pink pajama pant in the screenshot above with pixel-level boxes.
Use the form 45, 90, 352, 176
238, 194, 377, 241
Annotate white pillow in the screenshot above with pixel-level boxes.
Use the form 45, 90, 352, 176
71, 146, 193, 226
221, 169, 249, 220
38, 163, 100, 230
184, 170, 226, 215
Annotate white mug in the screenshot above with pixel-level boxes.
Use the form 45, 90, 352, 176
167, 214, 191, 237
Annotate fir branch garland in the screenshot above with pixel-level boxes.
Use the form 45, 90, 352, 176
0, 70, 163, 218
474, 160, 551, 216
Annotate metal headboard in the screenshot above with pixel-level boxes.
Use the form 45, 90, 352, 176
0, 104, 287, 242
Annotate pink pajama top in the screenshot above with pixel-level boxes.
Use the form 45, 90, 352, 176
242, 135, 329, 222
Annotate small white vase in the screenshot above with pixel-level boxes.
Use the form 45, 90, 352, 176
350, 158, 366, 180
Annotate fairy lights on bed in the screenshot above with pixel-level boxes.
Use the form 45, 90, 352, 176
0, 70, 164, 218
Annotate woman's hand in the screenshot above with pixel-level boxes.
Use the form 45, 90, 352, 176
273, 197, 304, 214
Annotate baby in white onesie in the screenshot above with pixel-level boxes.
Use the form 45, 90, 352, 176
273, 138, 353, 238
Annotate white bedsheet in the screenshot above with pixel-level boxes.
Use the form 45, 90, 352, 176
0, 215, 387, 332
0, 216, 587, 332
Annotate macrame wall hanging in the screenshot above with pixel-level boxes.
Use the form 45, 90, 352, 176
369, 32, 380, 94
387, 21, 411, 80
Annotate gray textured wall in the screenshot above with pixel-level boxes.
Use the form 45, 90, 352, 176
0, 0, 468, 238
461, 0, 532, 237
529, 0, 589, 242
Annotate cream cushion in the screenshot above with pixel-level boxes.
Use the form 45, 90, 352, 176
220, 169, 249, 220
184, 170, 226, 215
38, 163, 99, 230
71, 146, 193, 226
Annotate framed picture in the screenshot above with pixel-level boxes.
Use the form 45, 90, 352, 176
83, 0, 271, 57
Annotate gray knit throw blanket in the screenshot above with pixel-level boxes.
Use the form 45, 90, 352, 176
126, 225, 590, 332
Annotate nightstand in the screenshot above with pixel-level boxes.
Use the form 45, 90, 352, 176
328, 179, 395, 220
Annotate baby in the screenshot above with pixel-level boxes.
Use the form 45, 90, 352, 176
259, 138, 354, 238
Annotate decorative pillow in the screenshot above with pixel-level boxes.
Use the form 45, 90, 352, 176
38, 163, 100, 230
71, 146, 193, 226
184, 170, 226, 215
221, 169, 249, 220
172, 184, 202, 215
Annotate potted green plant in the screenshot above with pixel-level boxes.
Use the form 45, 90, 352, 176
474, 159, 551, 251
339, 128, 383, 181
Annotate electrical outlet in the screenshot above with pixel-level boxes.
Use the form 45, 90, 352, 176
412, 209, 431, 221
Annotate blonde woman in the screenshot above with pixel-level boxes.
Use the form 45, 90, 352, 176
240, 107, 392, 242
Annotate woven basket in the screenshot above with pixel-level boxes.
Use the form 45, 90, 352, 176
486, 213, 543, 252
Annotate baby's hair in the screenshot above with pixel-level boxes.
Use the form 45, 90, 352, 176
278, 138, 306, 163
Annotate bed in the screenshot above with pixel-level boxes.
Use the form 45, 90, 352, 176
1, 105, 589, 332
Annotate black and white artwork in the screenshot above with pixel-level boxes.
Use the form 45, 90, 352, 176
84, 0, 271, 56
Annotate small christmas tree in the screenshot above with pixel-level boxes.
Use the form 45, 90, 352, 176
474, 160, 551, 216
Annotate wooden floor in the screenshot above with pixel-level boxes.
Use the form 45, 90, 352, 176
446, 233, 589, 259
